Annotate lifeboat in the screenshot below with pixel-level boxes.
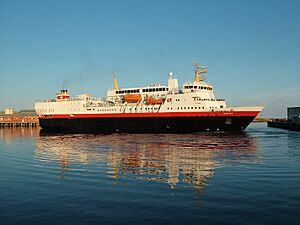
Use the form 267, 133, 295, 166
146, 97, 163, 105
123, 94, 142, 103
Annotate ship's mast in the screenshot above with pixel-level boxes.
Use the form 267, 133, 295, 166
193, 62, 208, 82
113, 70, 119, 90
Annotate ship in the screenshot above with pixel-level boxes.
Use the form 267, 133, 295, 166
35, 63, 263, 133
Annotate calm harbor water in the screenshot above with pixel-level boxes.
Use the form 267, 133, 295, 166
1, 123, 300, 225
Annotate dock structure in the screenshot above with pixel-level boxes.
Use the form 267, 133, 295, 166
268, 107, 300, 131
267, 120, 300, 131
0, 110, 39, 127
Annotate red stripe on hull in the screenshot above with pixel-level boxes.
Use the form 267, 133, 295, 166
39, 111, 260, 119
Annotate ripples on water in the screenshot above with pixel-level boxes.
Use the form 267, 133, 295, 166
0, 123, 300, 225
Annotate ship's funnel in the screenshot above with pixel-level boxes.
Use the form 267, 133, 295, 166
56, 89, 70, 101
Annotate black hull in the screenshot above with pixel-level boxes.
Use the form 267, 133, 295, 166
39, 116, 256, 133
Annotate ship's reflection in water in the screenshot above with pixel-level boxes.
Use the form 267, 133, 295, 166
0, 127, 40, 146
35, 131, 260, 190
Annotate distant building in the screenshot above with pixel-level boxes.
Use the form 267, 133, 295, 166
4, 108, 14, 115
18, 109, 37, 116
288, 107, 300, 124
0, 108, 39, 127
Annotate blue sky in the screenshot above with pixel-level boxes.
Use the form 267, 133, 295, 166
0, 0, 299, 117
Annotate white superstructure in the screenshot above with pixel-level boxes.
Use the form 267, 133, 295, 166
35, 63, 229, 116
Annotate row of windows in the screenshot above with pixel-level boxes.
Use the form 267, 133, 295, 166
116, 89, 139, 94
166, 106, 222, 110
185, 86, 213, 91
128, 107, 159, 111
167, 106, 206, 110
116, 87, 169, 94
142, 87, 168, 92
86, 107, 161, 112
87, 108, 118, 112
174, 98, 217, 102
194, 98, 216, 101
37, 109, 54, 113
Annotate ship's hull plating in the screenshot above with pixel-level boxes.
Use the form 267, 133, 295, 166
39, 116, 256, 133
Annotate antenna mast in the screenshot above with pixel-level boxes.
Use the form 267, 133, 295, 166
113, 69, 119, 90
193, 61, 208, 82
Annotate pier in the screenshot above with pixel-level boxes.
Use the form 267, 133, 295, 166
267, 107, 300, 131
267, 120, 300, 131
0, 111, 39, 127
0, 122, 38, 127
